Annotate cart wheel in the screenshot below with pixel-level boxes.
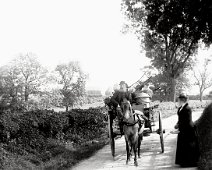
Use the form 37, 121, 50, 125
158, 111, 164, 153
108, 112, 115, 157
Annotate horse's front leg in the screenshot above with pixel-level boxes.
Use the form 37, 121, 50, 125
133, 135, 138, 166
134, 143, 138, 166
130, 146, 133, 158
125, 137, 130, 164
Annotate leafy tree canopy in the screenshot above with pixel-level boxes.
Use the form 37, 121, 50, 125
122, 0, 212, 101
55, 61, 87, 111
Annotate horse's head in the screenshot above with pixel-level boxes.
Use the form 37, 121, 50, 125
121, 99, 133, 121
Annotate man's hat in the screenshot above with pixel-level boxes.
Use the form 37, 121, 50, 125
119, 81, 128, 88
119, 81, 127, 85
178, 92, 188, 99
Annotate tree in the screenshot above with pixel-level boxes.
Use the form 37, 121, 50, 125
176, 73, 191, 96
193, 58, 212, 101
208, 91, 212, 98
105, 87, 113, 97
0, 53, 47, 110
151, 72, 190, 101
55, 61, 87, 111
149, 73, 171, 101
12, 53, 47, 102
122, 0, 211, 101
0, 65, 21, 108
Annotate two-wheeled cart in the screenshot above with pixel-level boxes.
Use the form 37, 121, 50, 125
105, 92, 165, 157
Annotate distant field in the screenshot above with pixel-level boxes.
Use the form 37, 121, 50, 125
52, 101, 105, 112
52, 99, 211, 113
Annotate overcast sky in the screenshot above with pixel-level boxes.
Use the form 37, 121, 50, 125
0, 0, 151, 93
0, 0, 212, 95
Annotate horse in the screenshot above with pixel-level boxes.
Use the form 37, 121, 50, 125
121, 100, 143, 166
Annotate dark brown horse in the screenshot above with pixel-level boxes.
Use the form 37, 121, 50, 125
121, 100, 142, 166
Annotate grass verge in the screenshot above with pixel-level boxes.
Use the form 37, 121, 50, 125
43, 136, 108, 170
0, 136, 109, 170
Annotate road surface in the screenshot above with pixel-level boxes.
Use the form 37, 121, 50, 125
72, 110, 202, 170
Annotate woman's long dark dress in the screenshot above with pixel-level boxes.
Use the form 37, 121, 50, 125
175, 103, 200, 167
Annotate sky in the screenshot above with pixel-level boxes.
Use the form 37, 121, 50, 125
0, 0, 212, 95
0, 0, 151, 94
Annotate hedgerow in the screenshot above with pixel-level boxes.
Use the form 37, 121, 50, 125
0, 107, 107, 168
65, 108, 107, 145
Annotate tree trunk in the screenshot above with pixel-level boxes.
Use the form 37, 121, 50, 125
65, 105, 69, 112
70, 104, 73, 110
170, 78, 177, 102
25, 86, 29, 102
199, 90, 203, 101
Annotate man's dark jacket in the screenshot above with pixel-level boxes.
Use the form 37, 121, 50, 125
110, 90, 132, 108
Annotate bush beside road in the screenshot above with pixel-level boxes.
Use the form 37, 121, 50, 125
0, 107, 108, 169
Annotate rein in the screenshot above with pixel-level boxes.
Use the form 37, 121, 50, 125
123, 119, 139, 126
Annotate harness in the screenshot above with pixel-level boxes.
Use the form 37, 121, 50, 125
123, 116, 139, 126
122, 109, 139, 126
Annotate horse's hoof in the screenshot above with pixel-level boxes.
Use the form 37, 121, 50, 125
134, 161, 138, 166
126, 160, 128, 165
138, 155, 141, 158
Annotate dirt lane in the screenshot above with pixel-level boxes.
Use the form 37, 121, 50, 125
71, 110, 202, 170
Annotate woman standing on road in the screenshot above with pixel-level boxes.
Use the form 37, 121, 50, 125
175, 93, 200, 167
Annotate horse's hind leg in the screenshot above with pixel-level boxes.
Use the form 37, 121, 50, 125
138, 133, 143, 158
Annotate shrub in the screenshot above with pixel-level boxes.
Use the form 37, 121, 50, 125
64, 108, 107, 145
0, 107, 107, 150
195, 102, 212, 169
0, 111, 20, 143
0, 106, 108, 168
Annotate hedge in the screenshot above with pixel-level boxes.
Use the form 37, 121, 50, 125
0, 107, 108, 168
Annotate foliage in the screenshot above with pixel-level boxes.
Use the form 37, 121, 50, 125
0, 107, 107, 158
105, 87, 113, 97
195, 103, 212, 169
122, 0, 212, 101
55, 61, 87, 111
65, 108, 107, 144
193, 58, 212, 101
11, 53, 47, 101
0, 53, 47, 110
151, 72, 190, 101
